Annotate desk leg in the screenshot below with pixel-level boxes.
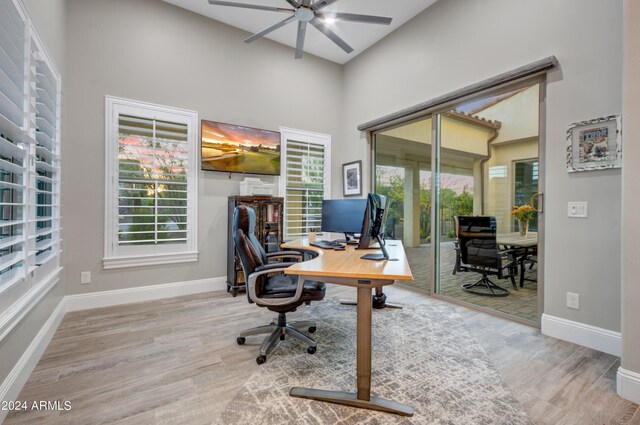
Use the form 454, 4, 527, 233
357, 286, 372, 400
290, 286, 413, 417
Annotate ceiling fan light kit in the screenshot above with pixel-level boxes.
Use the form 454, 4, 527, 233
207, 0, 392, 59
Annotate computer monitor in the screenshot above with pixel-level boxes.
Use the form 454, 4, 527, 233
321, 199, 367, 242
357, 193, 396, 261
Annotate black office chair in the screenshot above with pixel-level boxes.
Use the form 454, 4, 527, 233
456, 216, 517, 297
233, 205, 326, 365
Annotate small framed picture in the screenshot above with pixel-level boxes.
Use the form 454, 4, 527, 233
567, 115, 622, 172
342, 160, 362, 197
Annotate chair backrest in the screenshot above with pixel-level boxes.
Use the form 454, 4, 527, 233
456, 216, 500, 268
232, 205, 268, 301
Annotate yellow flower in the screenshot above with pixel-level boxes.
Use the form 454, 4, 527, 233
510, 204, 537, 221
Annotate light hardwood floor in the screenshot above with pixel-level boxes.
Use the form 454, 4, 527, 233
4, 285, 639, 425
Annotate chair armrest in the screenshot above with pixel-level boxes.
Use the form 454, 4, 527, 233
247, 266, 305, 307
254, 262, 298, 272
266, 251, 303, 262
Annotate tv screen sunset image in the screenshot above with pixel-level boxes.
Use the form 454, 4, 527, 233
201, 120, 281, 175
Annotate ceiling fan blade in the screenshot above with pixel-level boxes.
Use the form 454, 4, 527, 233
316, 11, 392, 25
295, 21, 307, 59
309, 17, 353, 54
285, 0, 300, 7
311, 0, 339, 10
244, 15, 297, 43
208, 0, 294, 13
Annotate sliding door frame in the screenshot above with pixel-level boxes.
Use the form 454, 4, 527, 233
370, 74, 547, 327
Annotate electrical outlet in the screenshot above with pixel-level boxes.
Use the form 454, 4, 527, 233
567, 292, 580, 309
80, 271, 91, 284
568, 202, 588, 218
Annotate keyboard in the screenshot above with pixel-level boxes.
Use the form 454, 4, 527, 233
310, 240, 345, 249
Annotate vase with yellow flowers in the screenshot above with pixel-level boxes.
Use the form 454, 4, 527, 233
511, 204, 536, 236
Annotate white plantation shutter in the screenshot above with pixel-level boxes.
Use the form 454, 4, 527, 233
1, 0, 61, 296
31, 58, 60, 270
118, 115, 189, 245
0, 128, 26, 287
104, 97, 198, 268
280, 129, 331, 240
0, 0, 27, 288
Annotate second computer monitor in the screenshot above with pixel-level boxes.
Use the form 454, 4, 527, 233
321, 199, 367, 240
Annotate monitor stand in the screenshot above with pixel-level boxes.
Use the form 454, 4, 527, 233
360, 235, 398, 261
333, 232, 359, 245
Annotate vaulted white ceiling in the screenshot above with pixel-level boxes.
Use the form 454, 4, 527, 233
162, 0, 438, 64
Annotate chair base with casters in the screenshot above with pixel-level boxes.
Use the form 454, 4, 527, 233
461, 272, 510, 297
237, 271, 325, 365
237, 312, 317, 364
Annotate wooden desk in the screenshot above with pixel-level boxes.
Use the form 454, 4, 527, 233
281, 238, 414, 416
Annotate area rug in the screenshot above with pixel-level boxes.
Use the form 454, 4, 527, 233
216, 299, 531, 425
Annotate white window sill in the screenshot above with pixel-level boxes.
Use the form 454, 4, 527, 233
103, 251, 199, 270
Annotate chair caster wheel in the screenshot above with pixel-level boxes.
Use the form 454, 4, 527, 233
236, 337, 245, 345
308, 327, 316, 334
256, 355, 267, 365
280, 334, 285, 341
307, 346, 316, 355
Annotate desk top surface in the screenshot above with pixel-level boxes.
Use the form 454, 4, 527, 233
497, 232, 538, 248
281, 238, 413, 281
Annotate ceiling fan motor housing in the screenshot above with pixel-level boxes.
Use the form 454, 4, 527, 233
294, 7, 315, 22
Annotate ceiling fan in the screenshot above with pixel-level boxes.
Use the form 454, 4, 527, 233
208, 0, 393, 59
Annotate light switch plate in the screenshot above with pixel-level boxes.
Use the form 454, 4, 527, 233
567, 292, 580, 309
568, 202, 588, 218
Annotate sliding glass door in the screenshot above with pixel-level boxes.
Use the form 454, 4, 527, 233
374, 117, 432, 292
374, 82, 541, 324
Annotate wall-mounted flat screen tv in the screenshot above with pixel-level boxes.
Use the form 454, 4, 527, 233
201, 120, 281, 175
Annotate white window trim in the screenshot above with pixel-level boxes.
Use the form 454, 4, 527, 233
279, 127, 331, 240
103, 96, 198, 269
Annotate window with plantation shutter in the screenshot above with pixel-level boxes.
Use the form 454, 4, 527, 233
104, 97, 198, 269
279, 128, 331, 240
1, 0, 61, 322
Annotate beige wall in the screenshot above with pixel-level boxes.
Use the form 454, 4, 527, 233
621, 0, 640, 379
62, 0, 343, 295
476, 85, 539, 145
342, 0, 623, 332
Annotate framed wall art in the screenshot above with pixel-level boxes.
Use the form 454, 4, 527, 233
342, 160, 362, 197
567, 115, 622, 172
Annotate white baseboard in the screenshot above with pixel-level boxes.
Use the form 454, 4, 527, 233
65, 277, 227, 312
541, 313, 621, 356
0, 298, 66, 424
617, 367, 640, 404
